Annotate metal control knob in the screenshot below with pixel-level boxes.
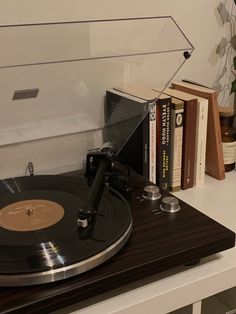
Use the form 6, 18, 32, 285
142, 185, 161, 200
160, 196, 180, 213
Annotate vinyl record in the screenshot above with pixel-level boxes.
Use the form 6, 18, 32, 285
0, 175, 132, 286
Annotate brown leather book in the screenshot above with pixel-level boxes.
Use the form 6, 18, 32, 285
172, 81, 225, 180
164, 88, 197, 190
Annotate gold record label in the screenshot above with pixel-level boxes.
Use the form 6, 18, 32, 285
0, 199, 64, 231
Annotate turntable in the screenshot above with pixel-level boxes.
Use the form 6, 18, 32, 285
0, 17, 234, 313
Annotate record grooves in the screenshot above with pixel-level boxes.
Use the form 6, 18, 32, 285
0, 175, 132, 285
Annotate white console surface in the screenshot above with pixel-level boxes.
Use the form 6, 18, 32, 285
54, 172, 236, 314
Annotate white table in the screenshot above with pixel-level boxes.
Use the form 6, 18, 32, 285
54, 172, 236, 314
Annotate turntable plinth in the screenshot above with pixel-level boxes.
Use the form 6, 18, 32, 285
0, 171, 234, 314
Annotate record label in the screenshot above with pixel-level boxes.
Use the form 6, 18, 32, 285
0, 199, 64, 232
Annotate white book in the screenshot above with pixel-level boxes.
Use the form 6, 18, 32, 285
169, 97, 184, 191
194, 97, 208, 186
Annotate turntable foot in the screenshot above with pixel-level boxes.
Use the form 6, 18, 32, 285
185, 259, 200, 266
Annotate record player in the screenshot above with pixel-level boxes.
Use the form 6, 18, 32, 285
0, 17, 235, 313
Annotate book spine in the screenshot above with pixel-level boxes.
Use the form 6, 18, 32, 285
149, 102, 156, 184
169, 104, 184, 192
142, 114, 149, 180
156, 98, 171, 192
209, 93, 225, 180
181, 99, 197, 190
194, 99, 208, 186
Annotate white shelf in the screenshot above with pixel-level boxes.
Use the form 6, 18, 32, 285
174, 171, 236, 233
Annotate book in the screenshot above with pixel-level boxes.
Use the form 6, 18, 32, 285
115, 85, 171, 188
164, 88, 197, 190
148, 102, 156, 184
169, 97, 184, 192
171, 81, 225, 180
114, 85, 157, 184
105, 89, 150, 180
167, 91, 208, 187
155, 94, 171, 192
194, 96, 208, 186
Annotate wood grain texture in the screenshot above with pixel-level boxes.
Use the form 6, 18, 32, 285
0, 171, 234, 314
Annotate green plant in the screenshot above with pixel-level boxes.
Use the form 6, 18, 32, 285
215, 0, 236, 104
233, 56, 236, 93
231, 0, 236, 93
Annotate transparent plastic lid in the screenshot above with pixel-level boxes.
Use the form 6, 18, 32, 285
0, 16, 193, 156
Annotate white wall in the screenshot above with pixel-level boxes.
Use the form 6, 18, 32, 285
0, 0, 227, 84
0, 0, 233, 179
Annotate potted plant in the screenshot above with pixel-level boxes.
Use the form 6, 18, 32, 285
215, 0, 236, 108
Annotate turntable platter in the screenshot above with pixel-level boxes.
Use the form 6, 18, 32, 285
0, 175, 132, 286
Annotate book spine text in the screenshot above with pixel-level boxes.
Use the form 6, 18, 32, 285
149, 102, 156, 184
170, 105, 184, 191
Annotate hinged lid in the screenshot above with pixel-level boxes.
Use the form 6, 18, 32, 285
0, 16, 194, 158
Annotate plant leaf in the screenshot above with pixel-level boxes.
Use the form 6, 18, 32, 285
213, 83, 223, 94
217, 2, 231, 23
231, 35, 236, 51
231, 79, 236, 93
216, 37, 228, 56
